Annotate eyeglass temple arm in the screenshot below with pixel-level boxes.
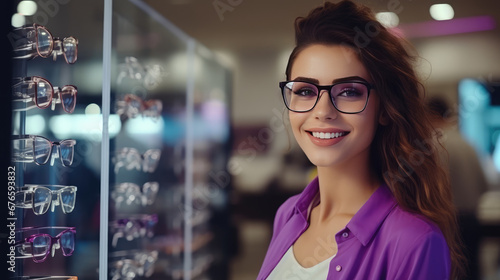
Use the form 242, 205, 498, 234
112, 232, 124, 247
15, 191, 32, 209
13, 240, 35, 258
12, 82, 36, 109
11, 150, 35, 163
13, 42, 36, 52
11, 136, 35, 163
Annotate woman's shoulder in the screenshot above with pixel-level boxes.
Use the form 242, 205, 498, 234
379, 205, 448, 252
379, 205, 451, 278
385, 206, 443, 236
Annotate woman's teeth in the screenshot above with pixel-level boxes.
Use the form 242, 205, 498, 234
311, 132, 346, 139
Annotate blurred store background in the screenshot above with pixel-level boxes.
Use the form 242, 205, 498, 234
138, 0, 500, 279
4, 0, 500, 279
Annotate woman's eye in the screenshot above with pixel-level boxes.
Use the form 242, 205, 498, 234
295, 88, 316, 97
338, 88, 362, 97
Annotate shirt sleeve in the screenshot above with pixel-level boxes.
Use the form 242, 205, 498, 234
392, 230, 451, 280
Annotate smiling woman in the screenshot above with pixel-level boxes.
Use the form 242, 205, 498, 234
257, 1, 465, 279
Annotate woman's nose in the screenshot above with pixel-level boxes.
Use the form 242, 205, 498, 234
313, 90, 338, 120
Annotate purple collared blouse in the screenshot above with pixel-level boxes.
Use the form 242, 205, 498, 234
257, 177, 451, 280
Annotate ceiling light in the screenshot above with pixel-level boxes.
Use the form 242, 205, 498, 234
11, 13, 25, 27
376, 12, 400, 28
430, 4, 454, 21
17, 0, 37, 16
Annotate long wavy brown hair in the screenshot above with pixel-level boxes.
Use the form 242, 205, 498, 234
285, 1, 465, 278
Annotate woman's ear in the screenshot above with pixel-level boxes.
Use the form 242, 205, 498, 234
378, 110, 390, 126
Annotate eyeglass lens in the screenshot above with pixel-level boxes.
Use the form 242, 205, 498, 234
62, 37, 77, 64
33, 187, 51, 214
56, 86, 77, 113
142, 149, 161, 172
32, 235, 51, 261
36, 25, 52, 57
60, 230, 75, 256
33, 136, 52, 165
35, 78, 52, 108
282, 81, 369, 113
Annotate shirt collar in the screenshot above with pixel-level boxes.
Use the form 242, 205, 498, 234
293, 177, 397, 246
293, 176, 320, 219
347, 184, 397, 246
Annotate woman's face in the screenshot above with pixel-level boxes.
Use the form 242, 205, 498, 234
289, 44, 382, 168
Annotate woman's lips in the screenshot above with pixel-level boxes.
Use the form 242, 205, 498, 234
306, 130, 350, 146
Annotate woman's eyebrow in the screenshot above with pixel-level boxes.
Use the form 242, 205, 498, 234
292, 77, 319, 83
291, 76, 370, 84
332, 76, 370, 83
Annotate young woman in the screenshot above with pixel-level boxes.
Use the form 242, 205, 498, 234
257, 1, 464, 279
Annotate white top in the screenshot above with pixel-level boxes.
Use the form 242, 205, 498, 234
266, 245, 335, 280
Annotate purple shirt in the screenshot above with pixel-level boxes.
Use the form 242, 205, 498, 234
257, 177, 451, 280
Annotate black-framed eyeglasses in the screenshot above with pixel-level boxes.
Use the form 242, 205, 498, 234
279, 80, 374, 114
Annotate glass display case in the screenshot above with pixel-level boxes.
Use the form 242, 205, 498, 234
3, 0, 233, 279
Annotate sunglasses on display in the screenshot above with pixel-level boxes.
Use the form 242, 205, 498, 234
112, 148, 161, 174
10, 277, 78, 280
111, 182, 159, 208
109, 250, 158, 280
279, 80, 373, 113
12, 135, 76, 167
116, 94, 162, 121
15, 226, 76, 263
12, 23, 79, 64
15, 185, 77, 215
12, 76, 77, 113
110, 214, 158, 247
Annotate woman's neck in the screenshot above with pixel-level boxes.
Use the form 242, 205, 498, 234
314, 158, 379, 224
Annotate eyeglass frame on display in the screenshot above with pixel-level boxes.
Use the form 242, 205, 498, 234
12, 135, 77, 167
116, 56, 167, 90
14, 226, 76, 263
15, 184, 77, 215
279, 79, 374, 114
111, 181, 159, 208
12, 23, 79, 64
109, 250, 159, 280
110, 214, 158, 247
12, 76, 77, 113
112, 147, 161, 174
115, 94, 163, 121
